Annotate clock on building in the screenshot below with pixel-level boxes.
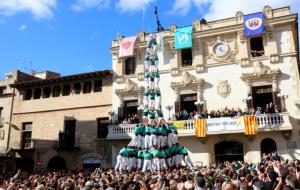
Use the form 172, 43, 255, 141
213, 42, 229, 57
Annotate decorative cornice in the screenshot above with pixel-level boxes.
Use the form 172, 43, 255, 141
240, 69, 281, 80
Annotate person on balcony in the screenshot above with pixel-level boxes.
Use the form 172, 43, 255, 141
269, 102, 276, 113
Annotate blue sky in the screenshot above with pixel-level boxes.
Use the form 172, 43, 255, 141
0, 0, 299, 79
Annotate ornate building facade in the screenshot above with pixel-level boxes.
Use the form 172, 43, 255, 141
108, 6, 300, 166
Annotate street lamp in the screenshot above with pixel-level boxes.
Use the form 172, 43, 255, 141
107, 109, 115, 124
165, 104, 173, 121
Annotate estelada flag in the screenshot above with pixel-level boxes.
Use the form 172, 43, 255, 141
119, 36, 137, 57
194, 119, 206, 137
243, 115, 258, 135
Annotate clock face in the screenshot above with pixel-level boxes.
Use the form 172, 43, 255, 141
213, 43, 228, 57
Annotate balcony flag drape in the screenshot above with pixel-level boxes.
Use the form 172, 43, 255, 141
237, 115, 258, 135
175, 26, 193, 49
173, 120, 185, 130
119, 36, 137, 57
194, 119, 206, 137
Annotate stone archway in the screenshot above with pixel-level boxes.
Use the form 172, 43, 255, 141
261, 138, 277, 155
47, 156, 67, 171
215, 141, 244, 162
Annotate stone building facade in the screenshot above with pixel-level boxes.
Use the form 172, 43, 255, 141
108, 6, 300, 166
8, 70, 113, 171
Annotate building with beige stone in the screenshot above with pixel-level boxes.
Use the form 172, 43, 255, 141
8, 70, 113, 171
0, 71, 38, 172
108, 6, 300, 166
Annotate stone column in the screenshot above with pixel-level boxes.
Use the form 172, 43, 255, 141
174, 88, 180, 102
41, 88, 44, 99
80, 82, 84, 94
91, 81, 95, 93
31, 88, 35, 100
272, 76, 278, 91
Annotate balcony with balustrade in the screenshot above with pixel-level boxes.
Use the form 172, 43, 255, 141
106, 113, 292, 139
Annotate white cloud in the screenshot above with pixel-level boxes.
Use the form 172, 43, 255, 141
19, 24, 27, 31
116, 0, 156, 12
0, 0, 57, 19
169, 0, 300, 21
71, 0, 110, 12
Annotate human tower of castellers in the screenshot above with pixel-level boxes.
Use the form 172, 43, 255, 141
115, 34, 193, 173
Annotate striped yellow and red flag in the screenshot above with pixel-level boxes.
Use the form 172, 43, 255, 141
194, 119, 207, 137
244, 115, 257, 135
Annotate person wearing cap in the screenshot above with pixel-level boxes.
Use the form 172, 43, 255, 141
142, 150, 153, 172
180, 146, 193, 168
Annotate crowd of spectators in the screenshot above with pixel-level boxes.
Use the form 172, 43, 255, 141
1, 153, 300, 190
173, 102, 279, 121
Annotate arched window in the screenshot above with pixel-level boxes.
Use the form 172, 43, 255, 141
215, 141, 244, 162
261, 138, 277, 155
47, 156, 67, 171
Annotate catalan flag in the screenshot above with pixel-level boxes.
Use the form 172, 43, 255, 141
194, 119, 206, 137
243, 115, 258, 135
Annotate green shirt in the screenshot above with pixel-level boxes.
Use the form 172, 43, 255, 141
138, 150, 144, 158
159, 150, 166, 158
144, 88, 150, 95
145, 125, 152, 133
180, 147, 188, 155
151, 149, 160, 157
143, 151, 153, 159
156, 109, 163, 117
149, 111, 156, 119
159, 126, 167, 136
120, 148, 128, 157
154, 71, 160, 78
170, 125, 177, 132
165, 148, 171, 157
143, 108, 150, 116
149, 92, 155, 100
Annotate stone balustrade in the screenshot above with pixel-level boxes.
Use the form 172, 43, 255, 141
106, 114, 292, 139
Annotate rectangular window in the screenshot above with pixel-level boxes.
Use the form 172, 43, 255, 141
22, 122, 32, 149
0, 107, 3, 118
72, 83, 81, 95
94, 80, 102, 92
125, 57, 136, 75
63, 84, 71, 96
181, 48, 193, 67
24, 89, 32, 100
250, 36, 264, 57
33, 88, 41, 99
97, 118, 109, 138
52, 86, 61, 97
83, 81, 92, 94
42, 87, 51, 98
0, 86, 6, 94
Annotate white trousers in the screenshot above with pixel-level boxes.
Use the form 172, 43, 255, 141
137, 158, 143, 169
142, 159, 152, 172
153, 158, 160, 171
160, 159, 168, 170
129, 135, 139, 147
167, 157, 172, 168
175, 154, 183, 168
184, 155, 193, 168
115, 155, 123, 171
120, 157, 128, 171
150, 134, 157, 147
138, 135, 145, 149
168, 133, 173, 147
172, 133, 178, 144
144, 135, 151, 149
149, 99, 155, 108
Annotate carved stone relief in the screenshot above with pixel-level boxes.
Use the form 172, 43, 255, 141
263, 5, 273, 19
217, 80, 231, 98
235, 11, 244, 23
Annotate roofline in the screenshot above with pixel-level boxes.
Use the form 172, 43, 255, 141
10, 70, 112, 88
